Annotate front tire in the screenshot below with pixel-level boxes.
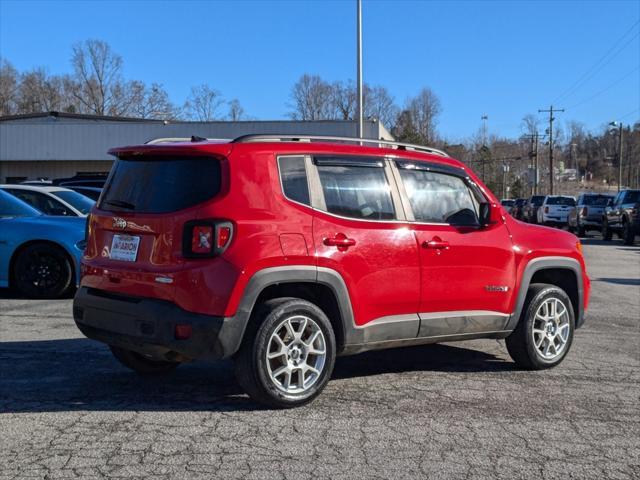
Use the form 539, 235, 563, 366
602, 219, 613, 240
109, 346, 180, 375
12, 243, 73, 299
234, 298, 336, 408
622, 220, 635, 245
506, 284, 575, 370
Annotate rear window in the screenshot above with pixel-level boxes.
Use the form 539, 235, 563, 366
51, 190, 95, 214
531, 196, 545, 206
546, 197, 576, 206
99, 156, 221, 213
582, 195, 611, 206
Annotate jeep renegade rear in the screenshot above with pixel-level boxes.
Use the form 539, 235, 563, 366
74, 135, 590, 408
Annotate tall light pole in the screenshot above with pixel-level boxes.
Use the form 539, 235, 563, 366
609, 121, 624, 191
481, 114, 488, 146
356, 0, 363, 139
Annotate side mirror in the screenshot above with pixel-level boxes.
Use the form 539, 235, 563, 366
446, 208, 479, 227
479, 202, 491, 227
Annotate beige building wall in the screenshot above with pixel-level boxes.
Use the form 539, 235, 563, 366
0, 160, 114, 183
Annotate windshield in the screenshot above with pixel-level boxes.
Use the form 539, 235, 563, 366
583, 195, 612, 206
547, 197, 576, 206
624, 191, 640, 203
99, 156, 221, 213
0, 190, 40, 218
51, 190, 95, 215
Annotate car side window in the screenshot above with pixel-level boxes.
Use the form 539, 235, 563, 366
6, 190, 73, 216
315, 157, 395, 220
278, 156, 310, 206
398, 168, 477, 223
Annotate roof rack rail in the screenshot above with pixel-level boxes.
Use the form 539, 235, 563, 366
231, 134, 449, 157
145, 137, 230, 145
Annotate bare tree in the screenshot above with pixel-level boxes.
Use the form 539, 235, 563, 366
130, 83, 179, 119
330, 80, 356, 120
405, 88, 442, 145
288, 74, 333, 120
184, 84, 225, 121
521, 113, 539, 135
0, 60, 19, 115
227, 99, 245, 121
70, 39, 129, 115
365, 85, 398, 130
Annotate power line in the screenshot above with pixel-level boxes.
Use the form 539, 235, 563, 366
567, 65, 640, 109
619, 108, 639, 121
554, 20, 640, 104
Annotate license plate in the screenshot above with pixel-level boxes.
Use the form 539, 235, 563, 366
110, 234, 140, 262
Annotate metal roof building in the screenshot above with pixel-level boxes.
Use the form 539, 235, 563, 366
0, 112, 393, 183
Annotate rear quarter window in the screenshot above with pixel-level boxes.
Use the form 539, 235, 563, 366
99, 156, 221, 213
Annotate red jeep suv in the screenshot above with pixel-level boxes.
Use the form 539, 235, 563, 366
74, 135, 590, 408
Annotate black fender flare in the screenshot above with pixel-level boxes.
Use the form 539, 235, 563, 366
505, 256, 584, 331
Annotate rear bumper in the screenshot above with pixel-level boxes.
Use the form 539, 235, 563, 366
73, 287, 242, 361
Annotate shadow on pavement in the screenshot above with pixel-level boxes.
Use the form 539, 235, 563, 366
0, 338, 513, 413
595, 277, 640, 286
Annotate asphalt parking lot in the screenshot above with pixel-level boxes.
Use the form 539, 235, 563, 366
1, 236, 638, 480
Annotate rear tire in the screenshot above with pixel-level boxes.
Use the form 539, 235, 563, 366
577, 225, 586, 237
602, 219, 613, 240
109, 345, 180, 375
234, 298, 336, 408
506, 283, 575, 370
12, 243, 73, 299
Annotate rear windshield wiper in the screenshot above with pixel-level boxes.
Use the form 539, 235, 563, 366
103, 199, 136, 210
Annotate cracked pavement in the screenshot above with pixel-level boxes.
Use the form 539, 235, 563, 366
1, 237, 638, 479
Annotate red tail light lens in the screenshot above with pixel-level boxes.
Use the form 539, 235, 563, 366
581, 207, 588, 216
175, 324, 192, 340
183, 220, 233, 258
544, 207, 549, 213
191, 226, 213, 254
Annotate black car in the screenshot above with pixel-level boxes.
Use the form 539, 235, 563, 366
512, 198, 527, 220
602, 189, 640, 245
523, 195, 545, 223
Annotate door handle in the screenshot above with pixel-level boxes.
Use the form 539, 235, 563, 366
422, 237, 450, 250
323, 234, 356, 248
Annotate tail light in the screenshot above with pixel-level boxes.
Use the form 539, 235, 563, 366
581, 207, 588, 217
544, 206, 549, 213
182, 220, 233, 258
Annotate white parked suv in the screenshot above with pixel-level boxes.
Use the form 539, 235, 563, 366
537, 195, 576, 227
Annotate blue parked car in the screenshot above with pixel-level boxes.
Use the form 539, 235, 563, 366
0, 189, 86, 298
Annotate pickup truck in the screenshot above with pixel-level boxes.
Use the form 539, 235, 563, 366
568, 193, 614, 237
537, 195, 576, 227
602, 189, 640, 245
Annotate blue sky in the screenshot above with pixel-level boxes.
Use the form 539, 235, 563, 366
1, 0, 638, 141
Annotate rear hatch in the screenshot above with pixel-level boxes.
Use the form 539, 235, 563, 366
82, 154, 222, 299
581, 195, 611, 221
545, 197, 575, 219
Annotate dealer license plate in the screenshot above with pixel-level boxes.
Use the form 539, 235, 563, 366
110, 235, 140, 262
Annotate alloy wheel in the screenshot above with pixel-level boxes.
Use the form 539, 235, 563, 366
265, 315, 327, 394
531, 297, 571, 360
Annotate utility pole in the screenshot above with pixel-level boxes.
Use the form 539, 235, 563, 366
609, 121, 624, 191
538, 106, 564, 195
522, 133, 545, 195
356, 0, 363, 139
